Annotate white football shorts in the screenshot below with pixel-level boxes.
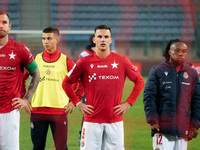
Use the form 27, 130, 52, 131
0, 109, 20, 150
153, 133, 188, 150
80, 121, 125, 150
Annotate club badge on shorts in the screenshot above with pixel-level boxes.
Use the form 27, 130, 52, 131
81, 140, 85, 147
81, 128, 85, 147
155, 147, 160, 150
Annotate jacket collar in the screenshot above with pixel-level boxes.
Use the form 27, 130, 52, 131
43, 48, 60, 62
162, 57, 192, 71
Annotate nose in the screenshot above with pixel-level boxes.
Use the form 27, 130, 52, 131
101, 37, 106, 42
177, 51, 186, 58
43, 39, 48, 43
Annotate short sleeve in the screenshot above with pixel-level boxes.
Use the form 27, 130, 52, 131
20, 45, 34, 67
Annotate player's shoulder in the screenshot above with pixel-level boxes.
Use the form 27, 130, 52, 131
35, 52, 43, 57
8, 38, 23, 47
110, 52, 129, 63
77, 53, 94, 65
60, 52, 67, 58
35, 52, 43, 61
80, 53, 93, 61
111, 51, 125, 58
8, 38, 30, 51
185, 61, 198, 73
79, 51, 90, 58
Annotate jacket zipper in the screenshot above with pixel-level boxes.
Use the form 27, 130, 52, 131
176, 71, 179, 136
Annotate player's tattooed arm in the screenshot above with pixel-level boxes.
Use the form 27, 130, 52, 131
12, 68, 40, 112
24, 68, 40, 102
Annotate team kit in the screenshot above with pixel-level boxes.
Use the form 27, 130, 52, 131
0, 10, 200, 150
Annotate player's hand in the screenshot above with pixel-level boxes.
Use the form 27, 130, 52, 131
113, 102, 131, 116
12, 97, 29, 111
190, 128, 198, 138
151, 124, 160, 132
77, 102, 94, 116
24, 102, 32, 114
64, 102, 75, 114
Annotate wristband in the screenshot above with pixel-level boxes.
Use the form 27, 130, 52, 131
76, 102, 81, 107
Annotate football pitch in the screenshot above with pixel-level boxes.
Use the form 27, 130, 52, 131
19, 77, 200, 150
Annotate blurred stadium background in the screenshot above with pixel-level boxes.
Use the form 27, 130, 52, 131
1, 0, 200, 75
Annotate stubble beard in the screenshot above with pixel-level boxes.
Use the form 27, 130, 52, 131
0, 31, 8, 39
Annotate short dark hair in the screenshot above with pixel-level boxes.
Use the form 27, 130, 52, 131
94, 25, 111, 34
163, 39, 184, 62
0, 10, 9, 19
89, 34, 95, 47
43, 27, 59, 36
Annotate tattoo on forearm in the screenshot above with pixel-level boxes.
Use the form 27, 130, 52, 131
24, 68, 40, 102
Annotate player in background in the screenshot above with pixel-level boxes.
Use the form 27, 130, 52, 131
24, 27, 84, 150
143, 39, 200, 150
62, 25, 145, 150
0, 10, 40, 150
78, 34, 96, 59
77, 34, 96, 145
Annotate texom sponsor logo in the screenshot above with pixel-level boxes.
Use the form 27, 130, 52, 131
98, 75, 119, 80
40, 76, 59, 82
0, 66, 16, 70
88, 73, 119, 82
89, 73, 96, 82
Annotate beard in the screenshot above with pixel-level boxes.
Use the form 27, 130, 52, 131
0, 30, 8, 39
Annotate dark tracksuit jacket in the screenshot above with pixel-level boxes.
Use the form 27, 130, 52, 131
143, 59, 200, 139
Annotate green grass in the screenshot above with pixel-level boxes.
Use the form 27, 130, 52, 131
19, 77, 200, 149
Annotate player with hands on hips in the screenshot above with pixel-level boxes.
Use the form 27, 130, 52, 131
0, 10, 40, 150
62, 25, 145, 150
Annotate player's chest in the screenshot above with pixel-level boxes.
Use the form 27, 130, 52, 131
83, 60, 124, 81
0, 49, 20, 67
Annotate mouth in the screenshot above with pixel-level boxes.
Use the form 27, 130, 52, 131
178, 58, 184, 61
101, 43, 106, 47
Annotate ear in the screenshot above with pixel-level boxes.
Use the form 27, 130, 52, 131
56, 38, 60, 43
93, 37, 96, 44
168, 49, 171, 56
8, 23, 12, 31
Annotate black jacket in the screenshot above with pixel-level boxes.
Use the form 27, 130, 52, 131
143, 59, 200, 138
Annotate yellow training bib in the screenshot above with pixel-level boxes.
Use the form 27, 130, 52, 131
31, 53, 69, 108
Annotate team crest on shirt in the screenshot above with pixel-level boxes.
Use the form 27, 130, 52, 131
111, 61, 118, 69
46, 69, 51, 75
155, 147, 160, 150
183, 72, 188, 79
8, 51, 16, 60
